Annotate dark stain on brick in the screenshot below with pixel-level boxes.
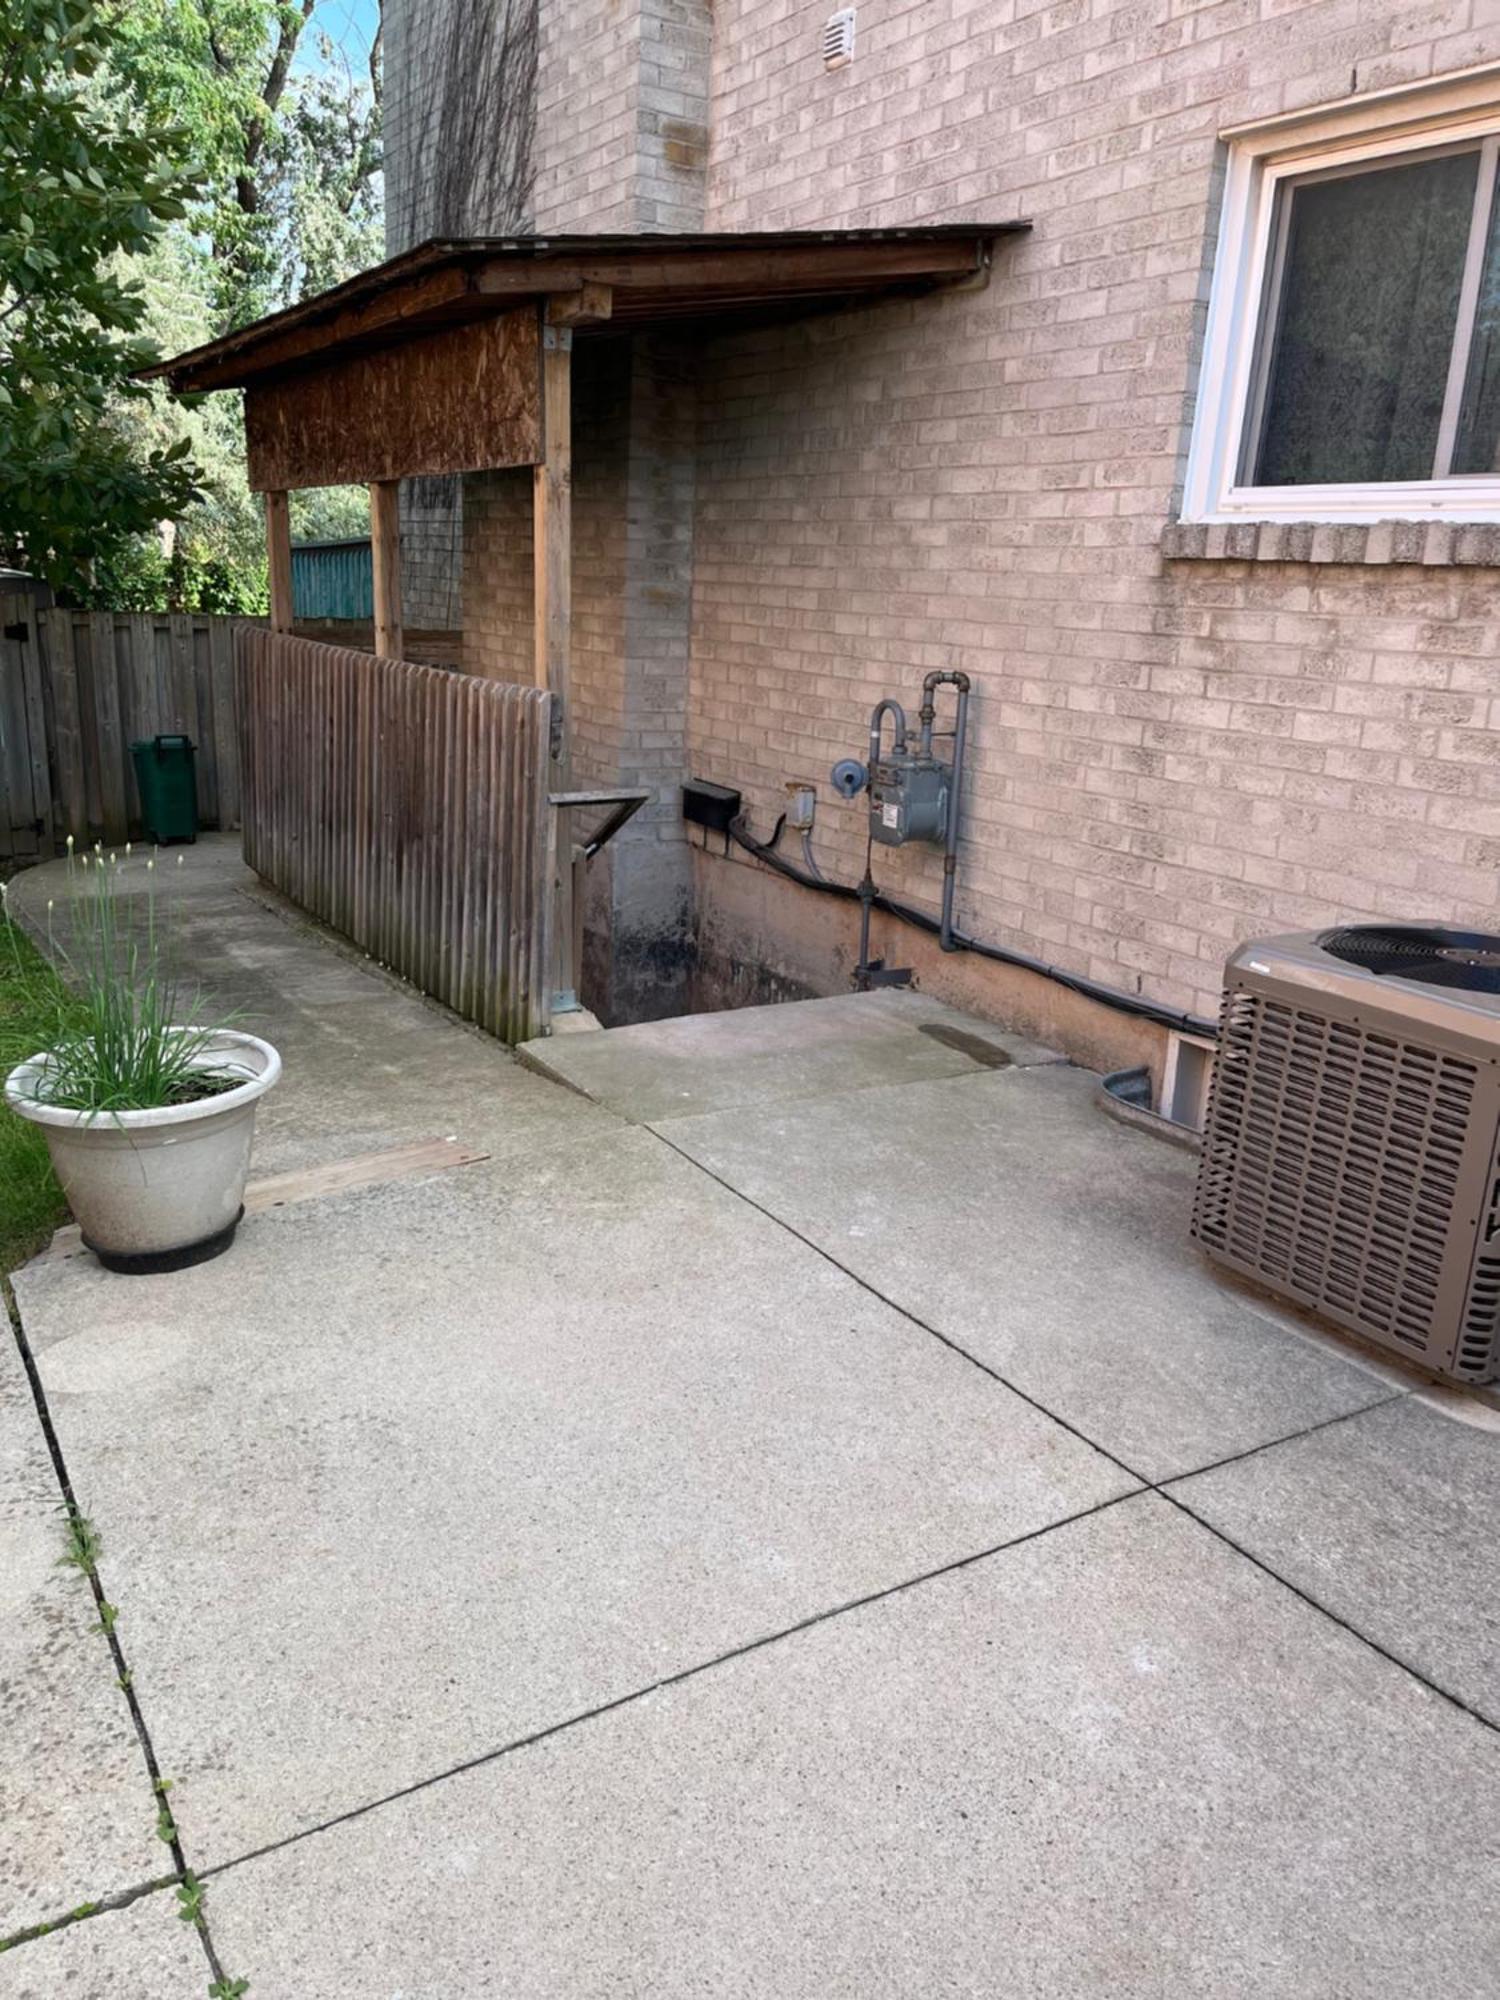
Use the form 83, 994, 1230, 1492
661, 120, 709, 175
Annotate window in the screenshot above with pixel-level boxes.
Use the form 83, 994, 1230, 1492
1183, 68, 1500, 522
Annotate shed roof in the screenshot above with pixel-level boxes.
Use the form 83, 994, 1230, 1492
143, 226, 1028, 393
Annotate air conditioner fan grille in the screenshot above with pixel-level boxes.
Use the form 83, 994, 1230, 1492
1319, 924, 1500, 992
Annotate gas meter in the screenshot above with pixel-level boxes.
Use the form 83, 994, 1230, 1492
869, 738, 951, 847
832, 682, 970, 849
829, 671, 974, 981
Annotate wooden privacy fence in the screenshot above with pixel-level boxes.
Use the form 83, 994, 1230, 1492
237, 627, 554, 1043
0, 591, 51, 865
0, 590, 245, 859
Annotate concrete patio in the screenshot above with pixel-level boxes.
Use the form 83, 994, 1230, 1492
3, 839, 1498, 1997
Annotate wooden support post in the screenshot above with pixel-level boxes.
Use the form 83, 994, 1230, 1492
369, 479, 404, 660
265, 490, 294, 634
533, 316, 577, 1012
533, 323, 572, 738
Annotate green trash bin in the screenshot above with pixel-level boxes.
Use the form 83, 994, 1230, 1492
130, 734, 199, 845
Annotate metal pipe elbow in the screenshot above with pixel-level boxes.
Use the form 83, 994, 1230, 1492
867, 698, 908, 769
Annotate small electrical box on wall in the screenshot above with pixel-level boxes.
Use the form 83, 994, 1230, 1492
681, 778, 742, 834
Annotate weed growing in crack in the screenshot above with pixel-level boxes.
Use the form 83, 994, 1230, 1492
176, 1873, 253, 1997
97, 1600, 119, 1634
153, 1777, 177, 1846
56, 1505, 102, 1574
175, 1873, 206, 1927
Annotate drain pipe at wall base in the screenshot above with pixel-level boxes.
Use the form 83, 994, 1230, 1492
724, 817, 1218, 1041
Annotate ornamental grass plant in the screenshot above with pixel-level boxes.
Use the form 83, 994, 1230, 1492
3, 843, 237, 1117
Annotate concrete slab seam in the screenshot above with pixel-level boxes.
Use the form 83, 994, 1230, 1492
2, 1283, 251, 1990
0, 1872, 180, 1961
198, 1486, 1149, 1888
1158, 1487, 1500, 1738
643, 1125, 1499, 1736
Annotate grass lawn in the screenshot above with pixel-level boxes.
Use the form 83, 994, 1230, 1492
0, 911, 69, 1275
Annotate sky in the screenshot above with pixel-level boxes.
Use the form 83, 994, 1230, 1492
298, 0, 382, 77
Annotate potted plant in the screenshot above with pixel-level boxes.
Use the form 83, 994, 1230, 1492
3, 846, 280, 1273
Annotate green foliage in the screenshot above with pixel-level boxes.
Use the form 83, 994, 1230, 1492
208, 1978, 250, 1998
113, 1, 382, 328
84, 539, 268, 615
1, 4, 382, 606
292, 483, 374, 546
56, 1504, 102, 1574
11, 849, 240, 1114
175, 1872, 207, 1927
0, 1, 205, 588
0, 912, 73, 1270
96, 3, 384, 603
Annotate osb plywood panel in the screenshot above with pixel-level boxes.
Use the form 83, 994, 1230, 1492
245, 310, 541, 491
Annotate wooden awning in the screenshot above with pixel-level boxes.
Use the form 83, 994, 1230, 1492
143, 225, 1026, 395
144, 227, 1026, 497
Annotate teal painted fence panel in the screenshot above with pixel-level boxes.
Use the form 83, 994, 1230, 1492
291, 539, 373, 621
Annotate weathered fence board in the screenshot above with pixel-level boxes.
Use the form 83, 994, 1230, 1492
30, 609, 250, 846
237, 628, 553, 1043
0, 591, 50, 864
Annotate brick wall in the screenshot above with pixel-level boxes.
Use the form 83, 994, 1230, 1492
463, 339, 699, 1019
677, 0, 1500, 1027
382, 0, 540, 638
410, 0, 1500, 1043
534, 0, 713, 228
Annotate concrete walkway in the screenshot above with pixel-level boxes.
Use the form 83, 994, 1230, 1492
3, 838, 1498, 1997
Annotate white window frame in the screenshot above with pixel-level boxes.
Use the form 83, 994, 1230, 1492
1182, 63, 1500, 524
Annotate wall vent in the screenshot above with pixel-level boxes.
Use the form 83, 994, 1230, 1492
823, 8, 856, 69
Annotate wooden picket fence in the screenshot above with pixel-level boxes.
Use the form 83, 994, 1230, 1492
237, 627, 555, 1043
0, 589, 246, 860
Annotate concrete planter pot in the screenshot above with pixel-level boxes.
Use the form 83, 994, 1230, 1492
5, 1030, 281, 1273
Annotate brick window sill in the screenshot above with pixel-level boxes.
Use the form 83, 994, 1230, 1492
1161, 520, 1500, 566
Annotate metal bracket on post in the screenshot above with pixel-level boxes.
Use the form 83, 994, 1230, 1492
548, 788, 652, 860
546, 790, 650, 1017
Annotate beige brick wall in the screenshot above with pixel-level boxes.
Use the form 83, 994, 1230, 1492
535, 0, 642, 228
463, 340, 700, 1019
677, 0, 1500, 1025
534, 0, 712, 228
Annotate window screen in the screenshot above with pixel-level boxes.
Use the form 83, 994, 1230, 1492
1249, 150, 1478, 486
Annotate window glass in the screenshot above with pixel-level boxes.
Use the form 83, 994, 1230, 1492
1250, 150, 1478, 486
1453, 164, 1500, 473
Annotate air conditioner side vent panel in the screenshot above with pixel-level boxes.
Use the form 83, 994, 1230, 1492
1193, 962, 1500, 1384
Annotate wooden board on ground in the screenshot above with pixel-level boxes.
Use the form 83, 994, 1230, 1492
41, 1137, 491, 1262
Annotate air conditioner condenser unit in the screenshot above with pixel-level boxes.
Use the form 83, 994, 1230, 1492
1191, 924, 1500, 1385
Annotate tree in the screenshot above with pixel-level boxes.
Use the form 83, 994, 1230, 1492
103, 2, 384, 605
113, 1, 382, 328
0, 0, 202, 587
